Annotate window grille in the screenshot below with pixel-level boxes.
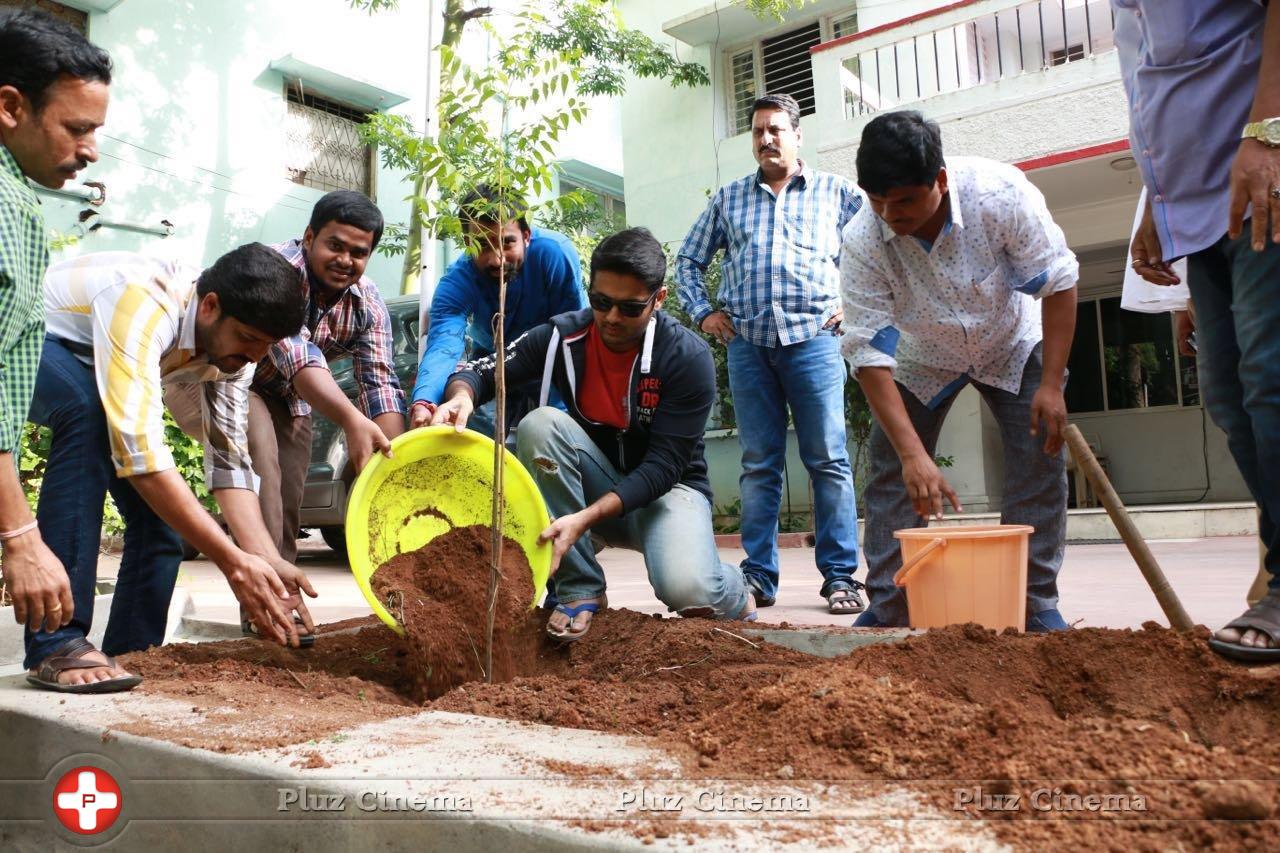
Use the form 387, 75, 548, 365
283, 88, 374, 195
728, 49, 758, 136
760, 21, 821, 117
1049, 43, 1086, 66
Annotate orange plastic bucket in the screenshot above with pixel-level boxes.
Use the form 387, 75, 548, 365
892, 524, 1033, 631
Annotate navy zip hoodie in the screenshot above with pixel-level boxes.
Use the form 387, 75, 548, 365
447, 308, 715, 514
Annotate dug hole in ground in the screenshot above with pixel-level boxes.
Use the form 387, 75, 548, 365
60, 522, 1272, 850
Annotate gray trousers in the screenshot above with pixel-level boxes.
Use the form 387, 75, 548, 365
863, 344, 1067, 626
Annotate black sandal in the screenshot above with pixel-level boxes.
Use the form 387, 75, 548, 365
825, 579, 867, 615
1208, 590, 1280, 663
241, 607, 315, 648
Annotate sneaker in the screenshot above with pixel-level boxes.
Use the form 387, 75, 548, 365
1026, 608, 1070, 633
853, 609, 886, 628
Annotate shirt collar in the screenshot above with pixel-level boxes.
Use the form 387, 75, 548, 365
755, 159, 811, 192
0, 144, 36, 199
177, 285, 201, 354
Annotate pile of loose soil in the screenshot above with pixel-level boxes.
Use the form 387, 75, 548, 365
119, 573, 1280, 849
367, 524, 538, 700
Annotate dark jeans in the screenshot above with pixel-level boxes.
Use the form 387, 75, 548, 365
23, 336, 183, 670
861, 344, 1067, 626
1188, 227, 1280, 591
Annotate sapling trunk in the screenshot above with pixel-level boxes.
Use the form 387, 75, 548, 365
486, 260, 508, 682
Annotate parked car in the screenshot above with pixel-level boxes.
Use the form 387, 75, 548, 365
300, 294, 421, 560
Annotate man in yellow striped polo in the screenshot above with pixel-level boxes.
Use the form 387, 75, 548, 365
25, 244, 314, 693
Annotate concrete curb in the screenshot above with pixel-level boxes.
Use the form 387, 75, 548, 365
0, 625, 1005, 852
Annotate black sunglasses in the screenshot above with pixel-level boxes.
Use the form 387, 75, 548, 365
587, 289, 658, 318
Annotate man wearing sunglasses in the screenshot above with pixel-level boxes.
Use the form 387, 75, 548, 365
410, 184, 584, 439
432, 228, 754, 641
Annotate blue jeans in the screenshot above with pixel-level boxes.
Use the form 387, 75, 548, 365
861, 344, 1068, 626
23, 337, 184, 669
1188, 228, 1280, 590
515, 407, 749, 618
727, 332, 860, 600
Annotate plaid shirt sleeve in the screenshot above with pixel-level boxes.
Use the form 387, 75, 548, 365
674, 194, 726, 326
265, 334, 326, 381
0, 189, 48, 454
352, 289, 405, 418
200, 366, 259, 492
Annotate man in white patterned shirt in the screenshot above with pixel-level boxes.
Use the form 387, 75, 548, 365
25, 244, 318, 693
840, 111, 1079, 632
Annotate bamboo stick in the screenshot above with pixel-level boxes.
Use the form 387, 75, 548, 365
1064, 424, 1194, 631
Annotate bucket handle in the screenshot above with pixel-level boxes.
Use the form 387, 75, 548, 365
892, 537, 947, 588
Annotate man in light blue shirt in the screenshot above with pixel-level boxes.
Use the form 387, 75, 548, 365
676, 93, 864, 615
1115, 0, 1280, 661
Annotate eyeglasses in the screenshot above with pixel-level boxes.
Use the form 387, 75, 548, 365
587, 289, 658, 318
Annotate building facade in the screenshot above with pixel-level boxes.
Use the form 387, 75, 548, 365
618, 0, 1249, 512
3, 0, 437, 289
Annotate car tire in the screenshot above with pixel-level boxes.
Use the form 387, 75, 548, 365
320, 525, 348, 561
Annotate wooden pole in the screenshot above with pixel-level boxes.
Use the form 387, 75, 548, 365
1064, 424, 1194, 632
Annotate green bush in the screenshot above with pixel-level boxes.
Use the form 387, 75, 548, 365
19, 412, 215, 537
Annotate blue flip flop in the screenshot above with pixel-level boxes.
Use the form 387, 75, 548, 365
547, 599, 603, 643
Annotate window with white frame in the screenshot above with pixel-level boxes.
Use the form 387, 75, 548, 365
725, 7, 859, 136
559, 178, 626, 231
283, 86, 375, 195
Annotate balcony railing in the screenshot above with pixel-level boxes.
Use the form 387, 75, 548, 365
819, 0, 1116, 120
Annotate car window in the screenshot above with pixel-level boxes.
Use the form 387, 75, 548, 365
392, 303, 421, 356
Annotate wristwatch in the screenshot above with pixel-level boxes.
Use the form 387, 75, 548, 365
1241, 117, 1280, 147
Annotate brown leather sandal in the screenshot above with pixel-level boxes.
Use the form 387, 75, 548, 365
26, 636, 142, 694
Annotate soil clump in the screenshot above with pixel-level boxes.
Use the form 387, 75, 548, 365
120, 596, 1280, 849
367, 524, 538, 699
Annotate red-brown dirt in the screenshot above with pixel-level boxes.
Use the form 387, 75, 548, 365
117, 530, 1280, 850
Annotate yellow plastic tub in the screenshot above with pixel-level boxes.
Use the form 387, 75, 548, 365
344, 426, 553, 635
892, 524, 1033, 631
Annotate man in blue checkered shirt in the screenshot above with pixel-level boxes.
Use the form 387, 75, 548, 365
676, 93, 865, 615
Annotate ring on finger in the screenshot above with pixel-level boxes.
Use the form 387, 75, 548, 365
1271, 186, 1280, 200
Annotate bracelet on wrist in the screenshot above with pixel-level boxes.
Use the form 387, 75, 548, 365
0, 519, 40, 542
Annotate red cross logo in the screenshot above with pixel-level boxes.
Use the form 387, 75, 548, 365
52, 767, 122, 834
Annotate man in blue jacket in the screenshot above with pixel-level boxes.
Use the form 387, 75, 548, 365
432, 228, 754, 641
410, 185, 584, 438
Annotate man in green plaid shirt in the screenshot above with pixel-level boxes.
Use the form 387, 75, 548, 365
0, 8, 113, 689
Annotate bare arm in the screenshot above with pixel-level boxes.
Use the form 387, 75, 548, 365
374, 411, 405, 442
129, 469, 305, 646
539, 492, 623, 573
291, 365, 391, 472
856, 366, 962, 520
1029, 287, 1077, 455
0, 454, 73, 632
1229, 0, 1280, 247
